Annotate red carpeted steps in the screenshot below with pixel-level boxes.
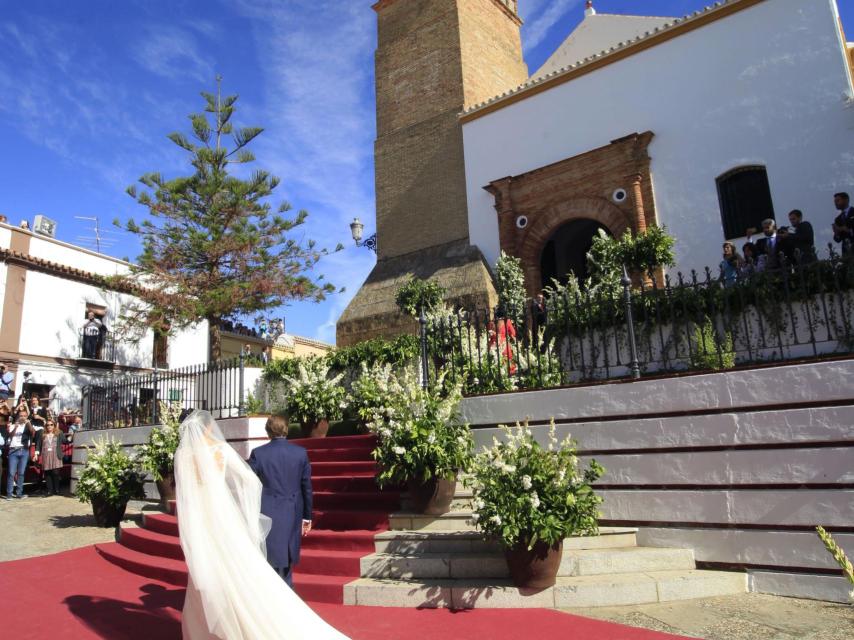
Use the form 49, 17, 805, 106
96, 433, 399, 605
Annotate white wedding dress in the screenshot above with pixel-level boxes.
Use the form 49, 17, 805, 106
174, 411, 350, 640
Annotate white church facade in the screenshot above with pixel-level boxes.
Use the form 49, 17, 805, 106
462, 0, 854, 291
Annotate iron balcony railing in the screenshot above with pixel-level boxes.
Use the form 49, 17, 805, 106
78, 328, 117, 363
82, 356, 247, 430
422, 247, 854, 394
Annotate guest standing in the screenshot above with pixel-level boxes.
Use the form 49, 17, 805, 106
831, 192, 854, 255
36, 419, 66, 496
3, 407, 35, 499
720, 242, 743, 286
82, 311, 103, 359
787, 209, 816, 263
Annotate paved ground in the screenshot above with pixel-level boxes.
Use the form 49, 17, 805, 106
566, 593, 853, 639
0, 493, 151, 562
2, 494, 851, 639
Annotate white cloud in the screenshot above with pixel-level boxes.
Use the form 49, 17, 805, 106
132, 26, 213, 82
522, 0, 583, 52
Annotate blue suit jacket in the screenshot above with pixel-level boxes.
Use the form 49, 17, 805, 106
248, 438, 312, 569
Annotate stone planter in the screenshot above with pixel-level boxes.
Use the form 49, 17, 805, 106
407, 475, 457, 515
90, 495, 128, 528
504, 539, 563, 590
303, 418, 330, 438
155, 470, 176, 511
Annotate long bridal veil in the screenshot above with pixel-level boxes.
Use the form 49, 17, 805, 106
174, 410, 349, 640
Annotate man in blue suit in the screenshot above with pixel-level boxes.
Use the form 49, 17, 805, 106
248, 415, 313, 588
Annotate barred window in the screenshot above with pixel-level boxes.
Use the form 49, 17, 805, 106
716, 166, 775, 239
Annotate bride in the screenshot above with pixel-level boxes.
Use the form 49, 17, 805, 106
174, 410, 350, 640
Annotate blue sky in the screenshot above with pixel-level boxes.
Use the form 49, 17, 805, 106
2, 1, 852, 345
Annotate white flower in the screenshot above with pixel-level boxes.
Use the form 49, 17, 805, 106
473, 498, 485, 510
471, 513, 480, 523
427, 433, 436, 444
521, 475, 532, 490
392, 446, 406, 455
490, 515, 502, 525
530, 492, 540, 509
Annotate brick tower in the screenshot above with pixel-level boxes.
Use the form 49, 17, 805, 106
336, 0, 528, 346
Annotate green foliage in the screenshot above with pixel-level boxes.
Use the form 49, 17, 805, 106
368, 373, 473, 487
262, 357, 302, 383
495, 251, 526, 315
689, 319, 735, 371
244, 393, 266, 415
136, 402, 182, 481
76, 439, 147, 507
113, 82, 340, 359
468, 421, 604, 549
588, 226, 676, 278
815, 526, 854, 601
272, 359, 347, 424
395, 276, 446, 317
326, 334, 420, 373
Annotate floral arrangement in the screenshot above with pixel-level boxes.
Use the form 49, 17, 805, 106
367, 371, 474, 488
494, 251, 526, 316
277, 358, 347, 424
468, 421, 604, 549
76, 438, 146, 507
350, 362, 407, 424
136, 402, 182, 481
395, 275, 446, 317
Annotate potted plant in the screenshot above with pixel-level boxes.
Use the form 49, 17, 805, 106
76, 438, 146, 527
279, 358, 347, 437
137, 402, 181, 510
368, 371, 473, 515
468, 421, 604, 590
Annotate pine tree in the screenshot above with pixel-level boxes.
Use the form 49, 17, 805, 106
115, 80, 340, 360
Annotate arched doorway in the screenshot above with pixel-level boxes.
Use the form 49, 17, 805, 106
540, 218, 611, 289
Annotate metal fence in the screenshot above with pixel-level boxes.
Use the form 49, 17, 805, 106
423, 249, 854, 394
82, 356, 247, 430
78, 328, 117, 363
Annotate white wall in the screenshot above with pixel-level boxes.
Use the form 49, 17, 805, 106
460, 359, 854, 603
463, 0, 854, 273
27, 234, 131, 278
167, 322, 208, 369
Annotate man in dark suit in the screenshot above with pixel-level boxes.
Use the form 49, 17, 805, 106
248, 416, 312, 588
787, 209, 816, 263
754, 218, 780, 269
832, 192, 854, 255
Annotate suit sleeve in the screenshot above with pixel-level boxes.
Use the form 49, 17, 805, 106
248, 448, 259, 475
301, 451, 313, 521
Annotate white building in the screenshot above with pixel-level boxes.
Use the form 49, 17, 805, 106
462, 0, 854, 291
0, 221, 207, 413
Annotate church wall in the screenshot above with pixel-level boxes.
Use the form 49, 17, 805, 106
463, 0, 854, 276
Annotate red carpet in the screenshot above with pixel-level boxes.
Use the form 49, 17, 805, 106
96, 434, 398, 604
0, 545, 689, 640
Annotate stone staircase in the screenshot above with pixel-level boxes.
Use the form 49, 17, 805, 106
343, 485, 747, 609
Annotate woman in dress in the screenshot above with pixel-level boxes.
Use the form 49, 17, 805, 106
174, 411, 349, 640
35, 418, 66, 496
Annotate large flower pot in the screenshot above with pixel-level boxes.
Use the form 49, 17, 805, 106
155, 470, 176, 511
303, 418, 329, 438
504, 540, 563, 590
91, 495, 128, 528
407, 475, 457, 515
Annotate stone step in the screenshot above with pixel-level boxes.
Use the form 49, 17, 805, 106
360, 546, 694, 580
373, 527, 638, 555
389, 511, 475, 531
401, 489, 472, 512
343, 569, 747, 609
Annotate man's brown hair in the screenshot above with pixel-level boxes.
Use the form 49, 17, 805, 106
265, 415, 289, 438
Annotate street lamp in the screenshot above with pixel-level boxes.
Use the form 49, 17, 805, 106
350, 217, 377, 253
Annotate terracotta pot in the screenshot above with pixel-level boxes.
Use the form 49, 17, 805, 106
303, 418, 330, 438
91, 495, 128, 528
504, 539, 563, 590
407, 475, 457, 515
155, 470, 176, 511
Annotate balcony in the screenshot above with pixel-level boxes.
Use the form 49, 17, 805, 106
78, 329, 117, 367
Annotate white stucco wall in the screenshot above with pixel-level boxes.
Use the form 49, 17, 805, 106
27, 234, 131, 278
167, 322, 208, 369
463, 0, 854, 274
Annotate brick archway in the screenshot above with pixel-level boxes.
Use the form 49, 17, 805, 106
485, 131, 656, 296
520, 198, 631, 294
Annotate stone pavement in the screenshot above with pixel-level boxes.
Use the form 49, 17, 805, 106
2, 494, 851, 639
565, 593, 853, 639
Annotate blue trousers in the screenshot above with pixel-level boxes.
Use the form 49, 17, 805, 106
273, 564, 293, 588
7, 448, 29, 496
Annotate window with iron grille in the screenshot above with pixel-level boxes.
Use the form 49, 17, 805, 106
716, 165, 775, 239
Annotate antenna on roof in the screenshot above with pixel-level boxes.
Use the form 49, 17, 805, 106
74, 216, 103, 252
585, 1, 596, 17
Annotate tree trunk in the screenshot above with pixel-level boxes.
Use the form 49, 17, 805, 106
209, 320, 222, 362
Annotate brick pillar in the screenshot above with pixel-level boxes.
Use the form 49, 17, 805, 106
628, 174, 647, 234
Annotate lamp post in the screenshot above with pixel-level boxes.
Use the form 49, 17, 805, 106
349, 218, 377, 253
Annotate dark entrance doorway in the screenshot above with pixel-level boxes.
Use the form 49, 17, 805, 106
540, 218, 611, 290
